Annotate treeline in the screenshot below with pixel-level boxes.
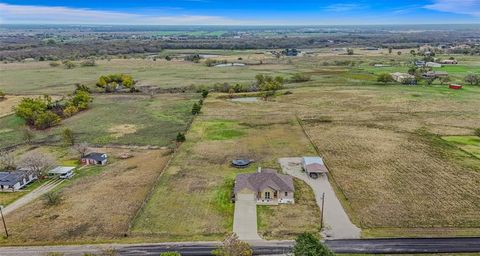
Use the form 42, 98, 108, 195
15, 88, 92, 130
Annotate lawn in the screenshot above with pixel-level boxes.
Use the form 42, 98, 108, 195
0, 179, 49, 206
131, 95, 319, 241
443, 136, 480, 158
0, 93, 197, 149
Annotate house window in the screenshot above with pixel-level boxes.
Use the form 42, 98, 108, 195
273, 191, 277, 198
285, 192, 288, 196
265, 192, 271, 199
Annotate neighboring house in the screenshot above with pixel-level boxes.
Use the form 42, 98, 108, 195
48, 166, 76, 179
282, 48, 299, 56
422, 71, 449, 79
426, 62, 442, 68
415, 60, 426, 67
302, 157, 329, 179
391, 72, 417, 85
0, 170, 37, 192
440, 59, 458, 64
234, 168, 295, 205
81, 153, 108, 165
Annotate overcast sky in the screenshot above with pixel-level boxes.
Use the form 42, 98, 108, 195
1, 0, 480, 25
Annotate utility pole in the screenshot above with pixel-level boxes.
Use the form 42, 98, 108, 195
0, 205, 8, 238
320, 193, 325, 231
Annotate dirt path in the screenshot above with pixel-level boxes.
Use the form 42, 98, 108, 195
233, 194, 262, 241
2, 179, 63, 216
278, 158, 361, 239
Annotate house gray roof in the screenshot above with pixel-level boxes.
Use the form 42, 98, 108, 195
303, 157, 329, 173
0, 171, 27, 186
48, 166, 76, 175
234, 169, 294, 194
83, 153, 107, 162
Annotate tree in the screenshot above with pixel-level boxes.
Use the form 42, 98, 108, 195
212, 233, 253, 256
70, 90, 92, 110
15, 97, 48, 125
410, 49, 416, 56
0, 89, 5, 100
18, 151, 55, 176
63, 105, 79, 117
165, 55, 172, 61
377, 73, 394, 85
23, 128, 35, 144
397, 51, 402, 56
475, 128, 480, 137
425, 77, 436, 85
80, 58, 96, 67
293, 233, 334, 256
62, 128, 75, 146
464, 73, 480, 86
73, 142, 89, 158
34, 111, 61, 129
388, 47, 393, 54
176, 132, 186, 143
192, 103, 201, 115
346, 48, 354, 55
0, 151, 16, 170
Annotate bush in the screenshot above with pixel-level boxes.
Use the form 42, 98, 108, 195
34, 111, 61, 129
475, 128, 480, 137
202, 90, 209, 98
377, 73, 394, 84
293, 233, 334, 256
49, 61, 60, 67
290, 73, 312, 83
62, 60, 76, 69
44, 191, 63, 206
80, 58, 96, 67
160, 252, 181, 256
464, 73, 480, 86
192, 103, 201, 115
0, 89, 5, 100
176, 132, 186, 142
212, 233, 252, 256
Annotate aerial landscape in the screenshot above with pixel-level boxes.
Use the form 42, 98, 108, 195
0, 0, 480, 255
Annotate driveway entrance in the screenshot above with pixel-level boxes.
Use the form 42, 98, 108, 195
233, 193, 262, 241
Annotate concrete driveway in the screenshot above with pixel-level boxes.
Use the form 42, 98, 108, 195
233, 193, 262, 241
279, 158, 360, 239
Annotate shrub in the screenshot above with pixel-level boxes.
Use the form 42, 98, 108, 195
202, 90, 209, 98
160, 253, 181, 256
49, 61, 60, 67
63, 105, 79, 117
44, 191, 63, 206
81, 58, 96, 67
0, 89, 5, 100
192, 103, 201, 115
176, 132, 186, 142
475, 128, 480, 137
290, 73, 312, 83
377, 73, 394, 84
62, 128, 75, 146
464, 73, 480, 86
34, 111, 61, 129
212, 233, 252, 256
63, 60, 76, 69
293, 233, 334, 256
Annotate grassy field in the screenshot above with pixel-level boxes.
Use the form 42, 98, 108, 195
443, 136, 480, 158
0, 94, 197, 149
272, 85, 480, 234
131, 95, 320, 240
0, 147, 171, 244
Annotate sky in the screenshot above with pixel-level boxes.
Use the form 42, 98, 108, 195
0, 0, 480, 25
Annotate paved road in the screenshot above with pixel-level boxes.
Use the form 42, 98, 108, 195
233, 194, 262, 241
2, 179, 64, 216
279, 158, 361, 239
2, 238, 480, 255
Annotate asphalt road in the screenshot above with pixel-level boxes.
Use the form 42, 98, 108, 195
1, 238, 480, 255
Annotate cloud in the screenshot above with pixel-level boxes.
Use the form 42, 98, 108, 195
324, 3, 366, 12
0, 3, 237, 25
424, 0, 480, 16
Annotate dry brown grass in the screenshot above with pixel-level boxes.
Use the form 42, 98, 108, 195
1, 148, 171, 244
276, 86, 480, 230
0, 95, 25, 118
108, 124, 140, 138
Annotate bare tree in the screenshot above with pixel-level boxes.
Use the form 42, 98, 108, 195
73, 142, 89, 158
0, 151, 16, 170
18, 151, 56, 176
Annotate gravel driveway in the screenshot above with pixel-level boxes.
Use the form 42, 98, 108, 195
233, 193, 262, 241
279, 157, 360, 239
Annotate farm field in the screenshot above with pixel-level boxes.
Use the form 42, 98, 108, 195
443, 136, 480, 159
0, 94, 197, 149
274, 85, 480, 235
131, 95, 321, 241
0, 147, 171, 244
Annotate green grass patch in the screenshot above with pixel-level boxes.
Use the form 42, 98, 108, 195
443, 136, 480, 159
212, 178, 235, 229
203, 120, 246, 140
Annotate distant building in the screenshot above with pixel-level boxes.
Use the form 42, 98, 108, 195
440, 59, 458, 65
415, 60, 426, 67
282, 48, 299, 56
234, 168, 295, 205
422, 71, 449, 79
426, 62, 442, 68
391, 72, 417, 85
0, 170, 37, 192
81, 153, 108, 166
48, 166, 76, 179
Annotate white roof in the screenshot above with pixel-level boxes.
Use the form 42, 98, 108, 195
302, 157, 325, 166
49, 166, 75, 175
